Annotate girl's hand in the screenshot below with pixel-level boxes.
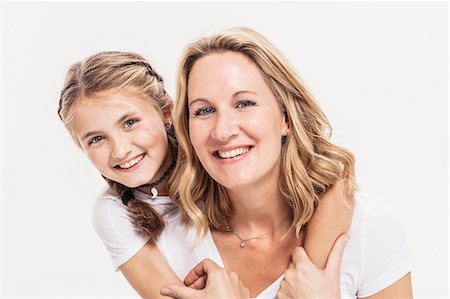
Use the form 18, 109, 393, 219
160, 259, 250, 299
278, 234, 349, 299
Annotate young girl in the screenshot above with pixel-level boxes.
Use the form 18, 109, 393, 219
161, 27, 413, 298
58, 51, 353, 298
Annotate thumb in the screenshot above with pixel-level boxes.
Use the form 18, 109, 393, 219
325, 233, 349, 275
161, 283, 199, 299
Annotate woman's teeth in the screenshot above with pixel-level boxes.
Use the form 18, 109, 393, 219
118, 154, 144, 169
217, 147, 251, 159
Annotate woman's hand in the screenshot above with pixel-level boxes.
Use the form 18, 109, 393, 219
278, 234, 349, 299
160, 259, 250, 299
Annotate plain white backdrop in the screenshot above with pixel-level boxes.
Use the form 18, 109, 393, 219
1, 1, 448, 298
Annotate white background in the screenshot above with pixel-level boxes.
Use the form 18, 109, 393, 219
1, 1, 448, 298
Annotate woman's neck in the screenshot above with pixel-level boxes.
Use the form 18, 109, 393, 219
226, 181, 291, 235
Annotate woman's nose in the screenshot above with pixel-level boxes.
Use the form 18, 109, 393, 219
210, 111, 239, 142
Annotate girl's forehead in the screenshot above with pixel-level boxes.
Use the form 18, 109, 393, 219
72, 94, 152, 130
79, 91, 153, 111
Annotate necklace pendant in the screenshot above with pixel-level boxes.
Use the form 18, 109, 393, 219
150, 187, 158, 198
240, 240, 246, 248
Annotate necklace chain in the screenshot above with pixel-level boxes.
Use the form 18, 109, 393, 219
138, 159, 176, 198
225, 215, 289, 248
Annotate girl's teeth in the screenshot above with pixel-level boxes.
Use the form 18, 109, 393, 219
119, 155, 144, 169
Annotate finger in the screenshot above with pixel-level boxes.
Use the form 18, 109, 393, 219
277, 280, 289, 299
284, 263, 295, 279
184, 259, 221, 285
161, 283, 198, 299
187, 275, 207, 290
326, 233, 349, 275
291, 246, 310, 266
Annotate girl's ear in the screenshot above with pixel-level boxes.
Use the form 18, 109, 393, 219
163, 103, 173, 130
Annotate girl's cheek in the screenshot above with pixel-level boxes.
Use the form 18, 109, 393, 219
87, 149, 105, 168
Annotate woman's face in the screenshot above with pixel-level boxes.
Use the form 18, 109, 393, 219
72, 91, 171, 188
188, 51, 288, 191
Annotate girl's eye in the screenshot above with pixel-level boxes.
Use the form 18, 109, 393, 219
193, 106, 215, 116
236, 99, 256, 109
123, 118, 138, 128
88, 136, 104, 145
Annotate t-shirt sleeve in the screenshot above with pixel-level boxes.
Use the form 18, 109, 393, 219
357, 196, 412, 298
92, 195, 151, 272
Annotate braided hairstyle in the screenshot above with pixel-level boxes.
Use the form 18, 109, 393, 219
58, 51, 177, 240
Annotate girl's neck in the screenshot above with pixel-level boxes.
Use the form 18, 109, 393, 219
140, 151, 174, 196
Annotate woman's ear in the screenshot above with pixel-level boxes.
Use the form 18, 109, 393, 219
281, 111, 290, 136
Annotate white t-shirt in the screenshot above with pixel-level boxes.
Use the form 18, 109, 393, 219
92, 189, 411, 298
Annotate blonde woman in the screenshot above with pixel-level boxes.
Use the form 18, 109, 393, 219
161, 27, 413, 298
58, 51, 353, 298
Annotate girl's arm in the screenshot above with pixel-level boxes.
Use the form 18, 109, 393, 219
92, 196, 181, 299
303, 180, 354, 268
161, 259, 250, 299
278, 236, 413, 299
119, 180, 353, 298
120, 241, 181, 299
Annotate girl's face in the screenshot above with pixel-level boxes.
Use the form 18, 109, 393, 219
187, 51, 289, 191
72, 91, 171, 188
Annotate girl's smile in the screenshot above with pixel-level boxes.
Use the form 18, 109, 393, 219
114, 153, 146, 172
72, 90, 172, 188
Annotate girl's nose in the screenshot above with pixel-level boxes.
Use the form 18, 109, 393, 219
110, 136, 132, 160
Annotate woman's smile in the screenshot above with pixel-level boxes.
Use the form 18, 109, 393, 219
213, 145, 254, 162
188, 51, 288, 190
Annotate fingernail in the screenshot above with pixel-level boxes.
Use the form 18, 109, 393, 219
342, 234, 349, 244
161, 287, 171, 296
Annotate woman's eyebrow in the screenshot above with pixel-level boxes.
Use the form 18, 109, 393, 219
189, 90, 257, 106
232, 90, 257, 98
189, 98, 209, 107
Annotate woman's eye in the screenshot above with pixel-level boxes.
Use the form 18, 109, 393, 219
123, 119, 138, 128
193, 107, 215, 116
88, 136, 104, 145
236, 99, 256, 109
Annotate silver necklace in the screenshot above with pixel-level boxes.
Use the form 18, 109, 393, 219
225, 215, 289, 248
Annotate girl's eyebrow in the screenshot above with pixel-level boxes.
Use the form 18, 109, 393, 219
189, 90, 257, 107
81, 112, 139, 141
82, 130, 102, 142
116, 112, 135, 126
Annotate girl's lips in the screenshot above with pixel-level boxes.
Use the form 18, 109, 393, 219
114, 153, 145, 172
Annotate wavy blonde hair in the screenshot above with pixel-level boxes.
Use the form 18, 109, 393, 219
170, 27, 356, 240
58, 51, 176, 240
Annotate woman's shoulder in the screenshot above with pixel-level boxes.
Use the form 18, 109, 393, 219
349, 192, 408, 245
352, 192, 404, 228
347, 192, 411, 297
